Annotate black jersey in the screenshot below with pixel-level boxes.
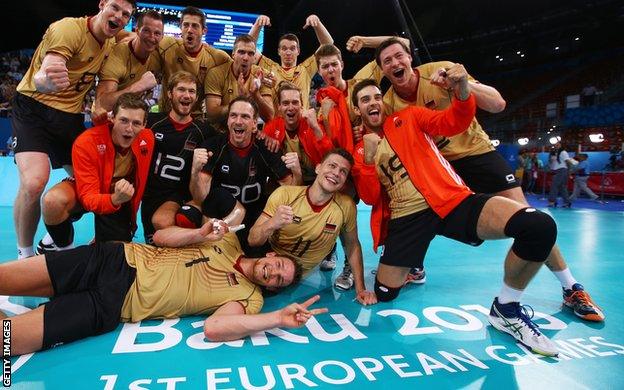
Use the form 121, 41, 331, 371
144, 113, 215, 198
201, 134, 290, 224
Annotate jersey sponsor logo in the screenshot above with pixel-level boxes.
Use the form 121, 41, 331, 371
226, 272, 239, 286
221, 165, 230, 173
97, 144, 106, 154
140, 140, 147, 146
323, 223, 337, 234
155, 133, 164, 141
505, 174, 516, 184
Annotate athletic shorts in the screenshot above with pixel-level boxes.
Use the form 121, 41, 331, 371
11, 93, 85, 168
140, 191, 188, 242
42, 242, 135, 350
450, 151, 519, 194
380, 194, 491, 268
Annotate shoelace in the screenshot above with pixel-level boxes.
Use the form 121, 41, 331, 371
340, 266, 352, 278
570, 290, 593, 308
514, 304, 542, 337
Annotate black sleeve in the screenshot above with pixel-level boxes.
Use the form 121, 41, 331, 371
196, 119, 218, 138
201, 135, 226, 173
201, 186, 237, 219
256, 140, 290, 180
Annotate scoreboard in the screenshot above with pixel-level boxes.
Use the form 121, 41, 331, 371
127, 2, 264, 53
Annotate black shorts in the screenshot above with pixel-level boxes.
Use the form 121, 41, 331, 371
140, 191, 188, 241
450, 151, 519, 194
11, 93, 85, 168
380, 194, 491, 268
42, 242, 136, 350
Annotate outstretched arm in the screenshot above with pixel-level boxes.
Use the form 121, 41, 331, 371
346, 35, 411, 53
343, 227, 377, 305
303, 15, 333, 45
153, 220, 228, 247
203, 295, 327, 341
249, 15, 271, 42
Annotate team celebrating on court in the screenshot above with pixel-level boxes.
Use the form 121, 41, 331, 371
1, 0, 605, 358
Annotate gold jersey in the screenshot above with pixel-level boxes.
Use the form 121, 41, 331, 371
375, 137, 428, 218
383, 61, 494, 161
283, 132, 315, 183
263, 186, 356, 272
158, 36, 232, 112
258, 55, 317, 109
120, 233, 263, 322
98, 40, 162, 90
204, 63, 272, 105
17, 16, 115, 114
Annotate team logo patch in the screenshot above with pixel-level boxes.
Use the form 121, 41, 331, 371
505, 174, 516, 184
226, 272, 239, 286
96, 144, 106, 154
221, 165, 230, 173
184, 140, 196, 151
155, 133, 164, 141
323, 223, 337, 234
140, 140, 147, 146
292, 216, 302, 224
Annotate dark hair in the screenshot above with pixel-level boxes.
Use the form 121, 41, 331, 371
233, 34, 256, 52
136, 10, 163, 28
112, 93, 148, 119
167, 70, 197, 92
228, 96, 259, 119
351, 79, 381, 107
117, 0, 137, 10
278, 33, 300, 48
322, 147, 355, 167
180, 6, 206, 28
314, 44, 342, 68
375, 37, 410, 66
277, 81, 302, 104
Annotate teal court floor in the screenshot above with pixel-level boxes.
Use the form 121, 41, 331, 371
1, 198, 623, 389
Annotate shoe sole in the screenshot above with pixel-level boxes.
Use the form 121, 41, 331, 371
405, 276, 426, 285
488, 315, 559, 357
563, 301, 605, 322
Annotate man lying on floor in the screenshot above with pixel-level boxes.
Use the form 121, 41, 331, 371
0, 218, 327, 356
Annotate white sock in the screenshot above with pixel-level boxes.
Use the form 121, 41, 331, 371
41, 232, 54, 246
498, 283, 524, 304
17, 246, 35, 259
552, 268, 577, 290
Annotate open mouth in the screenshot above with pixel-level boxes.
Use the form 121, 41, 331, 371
286, 112, 296, 119
368, 108, 380, 120
122, 134, 133, 142
392, 68, 405, 79
179, 101, 192, 108
186, 35, 194, 44
233, 128, 245, 135
108, 20, 119, 30
263, 265, 268, 280
325, 175, 338, 185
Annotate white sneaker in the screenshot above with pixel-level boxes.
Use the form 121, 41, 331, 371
334, 265, 354, 290
488, 297, 559, 357
320, 247, 337, 271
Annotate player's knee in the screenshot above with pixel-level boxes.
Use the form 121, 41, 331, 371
374, 278, 402, 302
175, 204, 203, 229
20, 175, 48, 198
152, 211, 175, 230
504, 207, 557, 262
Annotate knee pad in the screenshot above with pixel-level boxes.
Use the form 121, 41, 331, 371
374, 278, 402, 302
175, 205, 203, 229
504, 207, 557, 262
